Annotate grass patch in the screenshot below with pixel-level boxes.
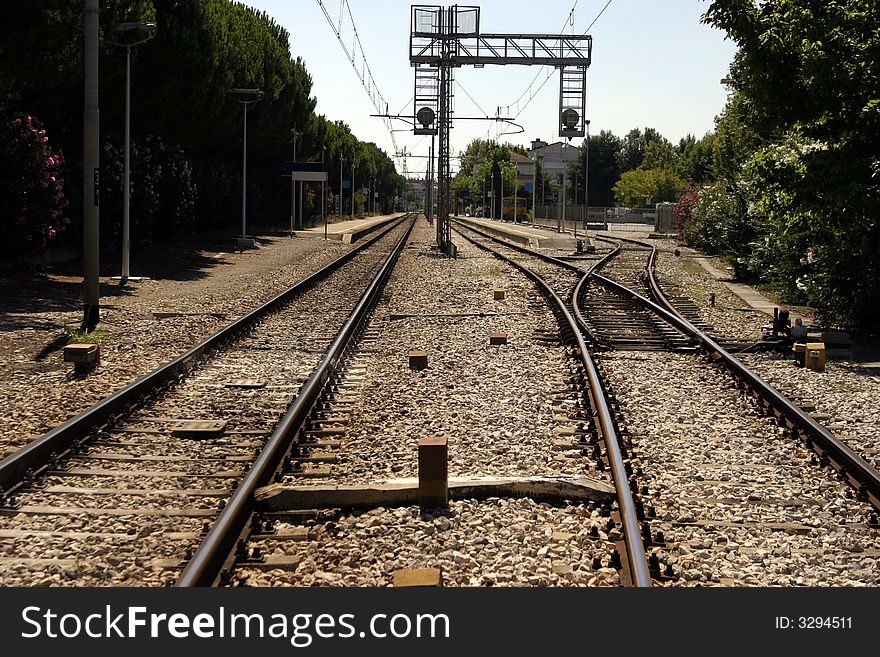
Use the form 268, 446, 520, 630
66, 328, 112, 345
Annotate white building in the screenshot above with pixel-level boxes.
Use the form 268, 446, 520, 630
528, 138, 580, 184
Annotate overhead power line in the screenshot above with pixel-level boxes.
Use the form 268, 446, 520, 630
497, 0, 613, 126
316, 0, 400, 162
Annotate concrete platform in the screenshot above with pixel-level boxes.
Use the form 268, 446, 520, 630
291, 213, 403, 244
453, 216, 581, 250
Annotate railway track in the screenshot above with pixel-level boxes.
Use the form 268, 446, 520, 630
575, 241, 693, 352
453, 221, 652, 586
451, 220, 880, 586
2, 213, 876, 588
226, 219, 626, 587
0, 215, 415, 586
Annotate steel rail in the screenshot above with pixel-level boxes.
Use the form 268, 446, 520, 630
457, 218, 880, 513
570, 242, 622, 348
600, 240, 880, 508
0, 215, 409, 493
177, 217, 416, 586
453, 224, 653, 587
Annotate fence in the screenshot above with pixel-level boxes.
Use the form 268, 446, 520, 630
531, 206, 658, 232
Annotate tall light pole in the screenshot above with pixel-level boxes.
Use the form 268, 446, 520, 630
322, 146, 327, 239
290, 126, 297, 236
539, 156, 545, 210
532, 155, 537, 222
351, 158, 357, 221
227, 88, 262, 243
585, 119, 591, 229
558, 170, 566, 234
490, 169, 495, 220
111, 21, 155, 285
339, 154, 344, 218
82, 0, 100, 331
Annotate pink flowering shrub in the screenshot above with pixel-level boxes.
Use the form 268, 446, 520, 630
0, 113, 69, 260
672, 182, 700, 237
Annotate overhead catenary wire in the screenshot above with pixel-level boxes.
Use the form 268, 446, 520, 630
316, 0, 401, 163
495, 0, 613, 127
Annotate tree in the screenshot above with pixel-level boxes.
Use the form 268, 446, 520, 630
613, 168, 684, 207
565, 130, 621, 207
619, 127, 668, 172
703, 0, 880, 326
675, 133, 716, 183
0, 0, 405, 245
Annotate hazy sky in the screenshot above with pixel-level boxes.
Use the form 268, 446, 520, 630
243, 1, 736, 176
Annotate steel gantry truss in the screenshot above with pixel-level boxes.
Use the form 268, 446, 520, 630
409, 5, 592, 253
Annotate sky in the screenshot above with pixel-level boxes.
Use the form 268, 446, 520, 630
243, 1, 737, 177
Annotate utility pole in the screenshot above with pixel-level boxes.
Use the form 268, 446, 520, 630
513, 171, 518, 224
532, 156, 537, 221
82, 0, 100, 331
585, 120, 591, 229
351, 158, 356, 221
558, 171, 566, 234
428, 137, 434, 224
290, 126, 297, 236
227, 88, 262, 243
297, 174, 303, 231
490, 173, 495, 220
111, 21, 155, 284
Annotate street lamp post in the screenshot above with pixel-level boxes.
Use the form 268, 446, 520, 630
539, 156, 545, 216
559, 170, 566, 234
112, 21, 156, 285
532, 156, 537, 222
290, 126, 297, 236
585, 120, 591, 230
351, 158, 356, 221
227, 88, 263, 244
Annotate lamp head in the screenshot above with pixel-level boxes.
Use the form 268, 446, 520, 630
115, 21, 156, 33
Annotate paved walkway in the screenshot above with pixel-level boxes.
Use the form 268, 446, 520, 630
692, 256, 809, 325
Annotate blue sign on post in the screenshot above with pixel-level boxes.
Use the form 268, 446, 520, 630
524, 182, 534, 192
342, 180, 351, 189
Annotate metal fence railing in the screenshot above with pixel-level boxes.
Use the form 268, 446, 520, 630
529, 206, 658, 232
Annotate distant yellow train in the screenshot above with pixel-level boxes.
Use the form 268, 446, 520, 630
501, 197, 528, 221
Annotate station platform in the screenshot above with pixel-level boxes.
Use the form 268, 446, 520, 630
453, 216, 582, 250
292, 213, 403, 244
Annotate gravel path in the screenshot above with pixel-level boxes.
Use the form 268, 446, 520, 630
4, 216, 878, 588
237, 500, 620, 587
296, 220, 605, 483
652, 243, 768, 342
740, 353, 880, 471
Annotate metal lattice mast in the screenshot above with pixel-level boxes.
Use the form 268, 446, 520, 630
437, 41, 452, 250
409, 5, 590, 254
